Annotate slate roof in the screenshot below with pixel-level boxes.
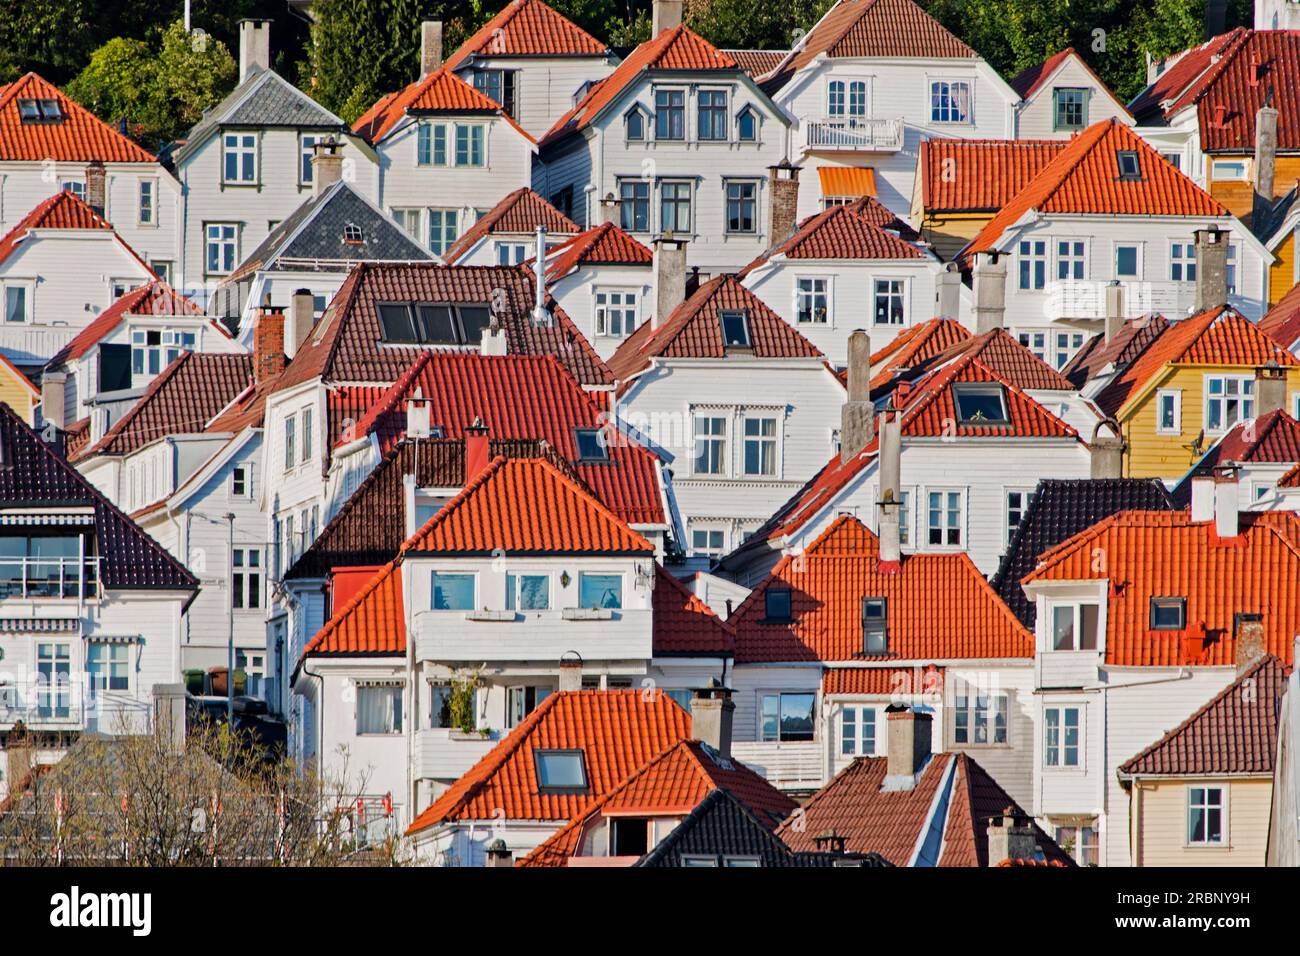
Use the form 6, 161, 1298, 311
1119, 655, 1288, 777
0, 402, 196, 592
48, 279, 214, 368
406, 690, 693, 831
226, 181, 433, 282
777, 749, 1073, 867
1022, 510, 1300, 667
1059, 314, 1171, 390
989, 478, 1176, 628
918, 139, 1066, 214
730, 515, 1033, 664
273, 262, 611, 389
444, 0, 610, 70
442, 188, 579, 263
0, 72, 156, 163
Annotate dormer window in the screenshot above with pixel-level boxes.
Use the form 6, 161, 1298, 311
535, 748, 588, 791
574, 427, 609, 462
764, 587, 792, 623
1149, 596, 1186, 630
953, 383, 1009, 425
342, 223, 364, 244
720, 310, 750, 348
862, 597, 887, 654
376, 302, 491, 346
17, 98, 62, 123
737, 106, 758, 142
1116, 150, 1142, 180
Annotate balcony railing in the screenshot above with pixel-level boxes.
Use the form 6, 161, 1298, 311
804, 117, 905, 152
0, 556, 99, 600
731, 740, 826, 791
414, 727, 500, 782
0, 686, 85, 728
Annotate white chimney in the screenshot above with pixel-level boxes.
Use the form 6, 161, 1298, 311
1214, 473, 1239, 539
652, 0, 684, 33
287, 288, 315, 358
153, 683, 188, 754
420, 21, 444, 80
558, 655, 583, 692
972, 251, 1007, 333
531, 225, 551, 326
936, 266, 960, 320
1190, 475, 1215, 522
1104, 281, 1125, 344
653, 235, 688, 328
239, 19, 272, 83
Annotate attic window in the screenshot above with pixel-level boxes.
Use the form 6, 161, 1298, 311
574, 427, 609, 462
1116, 150, 1142, 180
535, 749, 588, 792
17, 98, 62, 123
764, 587, 792, 624
1149, 596, 1186, 631
720, 310, 750, 348
862, 597, 888, 654
953, 383, 1009, 424
342, 223, 364, 244
377, 302, 492, 347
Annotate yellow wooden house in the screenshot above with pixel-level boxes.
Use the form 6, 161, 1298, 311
0, 353, 39, 425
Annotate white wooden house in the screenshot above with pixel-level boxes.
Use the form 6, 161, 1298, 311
1008, 48, 1134, 141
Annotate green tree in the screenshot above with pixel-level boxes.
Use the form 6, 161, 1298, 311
0, 0, 97, 84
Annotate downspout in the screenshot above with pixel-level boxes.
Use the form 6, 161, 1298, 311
298, 657, 325, 809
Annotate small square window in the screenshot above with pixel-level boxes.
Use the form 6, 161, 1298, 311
1116, 151, 1141, 180
720, 310, 750, 348
535, 749, 588, 791
953, 384, 1009, 425
1150, 597, 1186, 630
764, 587, 792, 623
575, 427, 609, 461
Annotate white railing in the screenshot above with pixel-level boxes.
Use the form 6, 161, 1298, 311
0, 684, 85, 728
804, 117, 905, 152
731, 740, 825, 791
0, 326, 77, 366
414, 727, 500, 782
0, 556, 100, 600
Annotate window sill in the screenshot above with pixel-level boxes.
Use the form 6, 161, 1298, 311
562, 608, 616, 621
465, 610, 518, 622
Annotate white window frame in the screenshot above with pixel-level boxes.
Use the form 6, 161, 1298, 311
1170, 241, 1197, 282
794, 276, 831, 325
691, 412, 728, 477
839, 704, 877, 756
1018, 239, 1047, 290
1211, 159, 1248, 181
924, 487, 965, 548
427, 208, 460, 256
658, 179, 693, 234
1204, 374, 1254, 435
1043, 704, 1083, 769
495, 241, 529, 266
505, 571, 552, 612
594, 288, 639, 338
1155, 388, 1182, 435
137, 178, 158, 227
355, 683, 404, 736
689, 523, 728, 559
1047, 600, 1102, 652
453, 123, 486, 167
1114, 241, 1142, 280
929, 78, 974, 124
300, 133, 324, 185
1004, 486, 1034, 547
1051, 331, 1085, 371
2, 281, 34, 324
872, 277, 908, 326
952, 689, 1010, 747
86, 641, 130, 696
740, 413, 780, 478
230, 465, 251, 498
205, 222, 238, 276
1018, 330, 1047, 362
1053, 238, 1087, 281
283, 415, 296, 472
1186, 785, 1227, 846
221, 132, 258, 185
232, 546, 263, 610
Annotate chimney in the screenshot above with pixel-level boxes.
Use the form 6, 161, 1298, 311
1194, 227, 1229, 312
484, 838, 514, 868
876, 408, 902, 570
152, 683, 187, 754
598, 193, 621, 226
936, 265, 960, 320
481, 316, 508, 356
531, 225, 551, 325
1255, 361, 1287, 417
841, 329, 873, 463
311, 139, 344, 198
85, 161, 106, 216
767, 162, 801, 250
883, 706, 932, 790
689, 682, 735, 761
464, 418, 490, 483
1253, 100, 1279, 226
420, 21, 444, 80
1190, 474, 1215, 522
652, 235, 688, 328
1089, 418, 1126, 479
1204, 0, 1227, 40
986, 808, 1038, 865
558, 654, 583, 692
1235, 615, 1266, 676
287, 288, 315, 358
972, 251, 1007, 333
1104, 281, 1125, 344
253, 306, 286, 383
1214, 468, 1239, 539
406, 395, 432, 439
238, 19, 271, 83
652, 0, 683, 34
40, 371, 66, 431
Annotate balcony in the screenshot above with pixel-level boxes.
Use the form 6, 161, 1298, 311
414, 608, 653, 665
414, 727, 501, 782
804, 117, 905, 152
731, 740, 825, 792
0, 556, 100, 601
0, 686, 85, 730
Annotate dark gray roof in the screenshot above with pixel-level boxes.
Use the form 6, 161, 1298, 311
229, 181, 433, 280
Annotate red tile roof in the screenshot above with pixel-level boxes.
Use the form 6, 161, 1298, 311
402, 455, 654, 555
919, 139, 1066, 214
544, 222, 653, 281
1022, 510, 1300, 667
274, 263, 611, 390
1283, 461, 1300, 487
442, 188, 578, 263
1095, 307, 1298, 418
1127, 29, 1244, 121
541, 25, 739, 147
0, 191, 151, 273
520, 738, 796, 866
962, 120, 1228, 265
352, 66, 535, 144
652, 565, 735, 657
406, 689, 693, 830
758, 201, 926, 262
731, 515, 1033, 663
777, 749, 1072, 866
1119, 656, 1289, 777
48, 279, 214, 367
1060, 314, 1171, 389
75, 353, 253, 461
445, 0, 609, 70
868, 318, 971, 389
1260, 280, 1300, 351
822, 664, 943, 696
344, 351, 665, 526
889, 327, 1077, 393
1194, 409, 1300, 469
608, 275, 823, 380
303, 559, 406, 656
0, 72, 156, 163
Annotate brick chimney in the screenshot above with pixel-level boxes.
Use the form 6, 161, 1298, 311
972, 251, 1006, 333
238, 19, 271, 83
653, 235, 687, 328
1235, 614, 1266, 676
1254, 99, 1279, 227
311, 139, 344, 198
1255, 361, 1287, 417
841, 329, 873, 462
421, 21, 444, 79
767, 162, 801, 250
85, 161, 106, 217
253, 306, 286, 383
484, 838, 514, 868
1090, 417, 1126, 479
652, 0, 683, 33
464, 418, 490, 483
883, 705, 931, 790
986, 808, 1038, 865
689, 682, 734, 760
1194, 227, 1229, 312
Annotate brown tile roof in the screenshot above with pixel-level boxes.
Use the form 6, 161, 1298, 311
1119, 656, 1289, 776
48, 279, 214, 368
1059, 314, 1171, 390
442, 188, 578, 263
888, 327, 1076, 393
756, 201, 926, 262
0, 72, 156, 163
919, 138, 1066, 214
1128, 29, 1243, 121
822, 665, 943, 696
868, 318, 971, 389
724, 49, 788, 78
444, 0, 609, 70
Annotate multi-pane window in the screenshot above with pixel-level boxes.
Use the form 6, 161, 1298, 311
507, 686, 550, 727
205, 223, 238, 275
87, 642, 128, 693
1187, 787, 1224, 844
283, 416, 296, 470
1051, 603, 1100, 650
737, 108, 757, 141
691, 527, 725, 558
926, 490, 962, 545
416, 123, 446, 166
953, 691, 1009, 745
698, 90, 727, 140
1019, 240, 1046, 290
232, 548, 262, 609
619, 180, 650, 232
1052, 332, 1085, 370
1055, 824, 1099, 866
392, 208, 421, 240
594, 289, 637, 337
1006, 488, 1032, 544
505, 573, 550, 611
138, 179, 156, 225
693, 415, 726, 475
862, 597, 887, 653
300, 407, 313, 464
1157, 389, 1181, 434
1056, 240, 1085, 280
578, 572, 622, 609
760, 692, 815, 742
231, 466, 250, 498
1018, 330, 1047, 362
655, 89, 685, 140
840, 706, 876, 756
660, 181, 691, 233
725, 181, 757, 233
873, 279, 905, 324
1205, 375, 1253, 432
742, 417, 777, 476
496, 242, 528, 265
132, 329, 195, 375
36, 643, 71, 718
454, 124, 485, 166
377, 302, 491, 346
356, 685, 403, 734
1053, 88, 1086, 129
222, 133, 257, 183
472, 69, 516, 116
300, 134, 322, 183
626, 109, 645, 140
428, 209, 459, 256
796, 277, 829, 323
1170, 242, 1197, 281
1044, 706, 1080, 767
930, 80, 971, 123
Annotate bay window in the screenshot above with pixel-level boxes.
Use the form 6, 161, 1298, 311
1050, 602, 1099, 650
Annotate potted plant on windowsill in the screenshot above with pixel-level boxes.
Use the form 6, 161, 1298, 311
447, 666, 483, 739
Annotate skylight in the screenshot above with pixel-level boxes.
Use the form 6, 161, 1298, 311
17, 98, 63, 123
534, 749, 588, 791
1116, 150, 1141, 180
574, 427, 609, 462
376, 302, 492, 346
720, 310, 750, 348
953, 383, 1010, 424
